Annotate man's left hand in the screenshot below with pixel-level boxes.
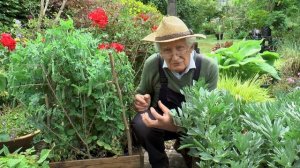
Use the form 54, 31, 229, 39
141, 100, 178, 132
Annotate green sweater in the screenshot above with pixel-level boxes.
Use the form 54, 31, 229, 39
136, 53, 219, 106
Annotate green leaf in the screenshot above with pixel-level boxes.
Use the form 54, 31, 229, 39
178, 143, 194, 150
0, 133, 10, 141
0, 72, 6, 91
97, 140, 112, 151
7, 158, 21, 167
200, 152, 213, 160
37, 149, 51, 164
238, 40, 261, 58
255, 62, 280, 80
260, 51, 280, 65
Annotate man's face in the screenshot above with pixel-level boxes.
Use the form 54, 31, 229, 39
159, 38, 193, 73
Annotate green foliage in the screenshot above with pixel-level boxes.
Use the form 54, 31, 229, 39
120, 0, 160, 15
7, 19, 135, 161
0, 106, 36, 142
241, 90, 300, 167
217, 75, 272, 103
68, 0, 161, 84
172, 81, 244, 167
246, 9, 270, 28
103, 0, 162, 83
0, 71, 6, 92
0, 0, 39, 28
172, 80, 300, 167
0, 146, 50, 168
137, 0, 167, 15
208, 39, 280, 80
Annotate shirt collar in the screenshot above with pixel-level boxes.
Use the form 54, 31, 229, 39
163, 50, 196, 79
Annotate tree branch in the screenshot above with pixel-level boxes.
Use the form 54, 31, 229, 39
54, 0, 68, 24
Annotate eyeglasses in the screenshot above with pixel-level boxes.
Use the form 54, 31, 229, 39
160, 46, 189, 58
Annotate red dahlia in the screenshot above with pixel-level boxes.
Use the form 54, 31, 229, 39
98, 43, 109, 50
110, 43, 124, 53
0, 33, 16, 51
88, 8, 108, 29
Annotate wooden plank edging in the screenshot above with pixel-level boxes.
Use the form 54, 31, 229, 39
50, 154, 143, 168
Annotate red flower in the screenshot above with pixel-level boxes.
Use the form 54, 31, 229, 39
88, 8, 108, 29
151, 25, 158, 32
0, 33, 16, 51
110, 43, 124, 53
98, 43, 109, 50
139, 13, 150, 22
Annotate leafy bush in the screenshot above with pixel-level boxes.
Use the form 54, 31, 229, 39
208, 39, 280, 80
171, 81, 300, 167
0, 146, 50, 168
7, 19, 134, 161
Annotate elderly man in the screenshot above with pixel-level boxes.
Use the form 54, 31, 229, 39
131, 16, 218, 168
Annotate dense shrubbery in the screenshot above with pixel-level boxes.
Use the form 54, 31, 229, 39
172, 81, 300, 167
0, 0, 39, 31
7, 19, 135, 161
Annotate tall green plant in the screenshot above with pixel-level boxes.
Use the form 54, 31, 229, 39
7, 19, 134, 161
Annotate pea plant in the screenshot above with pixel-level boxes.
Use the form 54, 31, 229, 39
7, 19, 134, 161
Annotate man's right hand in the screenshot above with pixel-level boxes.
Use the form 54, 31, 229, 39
134, 94, 151, 112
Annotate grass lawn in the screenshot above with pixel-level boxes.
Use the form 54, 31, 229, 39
198, 34, 240, 54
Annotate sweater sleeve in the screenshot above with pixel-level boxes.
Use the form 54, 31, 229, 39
135, 54, 158, 94
206, 59, 219, 91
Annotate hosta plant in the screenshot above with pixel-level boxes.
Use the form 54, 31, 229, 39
7, 19, 134, 161
208, 39, 280, 81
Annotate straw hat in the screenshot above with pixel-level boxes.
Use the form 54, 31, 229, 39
142, 16, 206, 43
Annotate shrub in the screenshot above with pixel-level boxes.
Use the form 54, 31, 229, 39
171, 81, 300, 167
7, 19, 134, 161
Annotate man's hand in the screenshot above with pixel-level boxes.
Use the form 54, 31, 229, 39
141, 100, 178, 132
134, 94, 151, 112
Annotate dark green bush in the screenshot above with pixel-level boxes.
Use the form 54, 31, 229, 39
0, 0, 39, 28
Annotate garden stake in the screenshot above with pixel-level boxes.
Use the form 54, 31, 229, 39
108, 52, 133, 156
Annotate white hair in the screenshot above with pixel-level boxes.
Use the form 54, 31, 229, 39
154, 37, 196, 52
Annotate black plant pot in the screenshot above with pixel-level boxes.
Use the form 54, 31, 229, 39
215, 33, 223, 40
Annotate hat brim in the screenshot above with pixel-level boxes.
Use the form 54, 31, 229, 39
142, 32, 206, 42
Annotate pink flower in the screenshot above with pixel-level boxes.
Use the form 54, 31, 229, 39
110, 42, 124, 53
287, 77, 295, 84
298, 72, 300, 78
88, 8, 108, 29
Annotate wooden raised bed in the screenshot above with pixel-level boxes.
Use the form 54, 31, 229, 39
50, 154, 144, 168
